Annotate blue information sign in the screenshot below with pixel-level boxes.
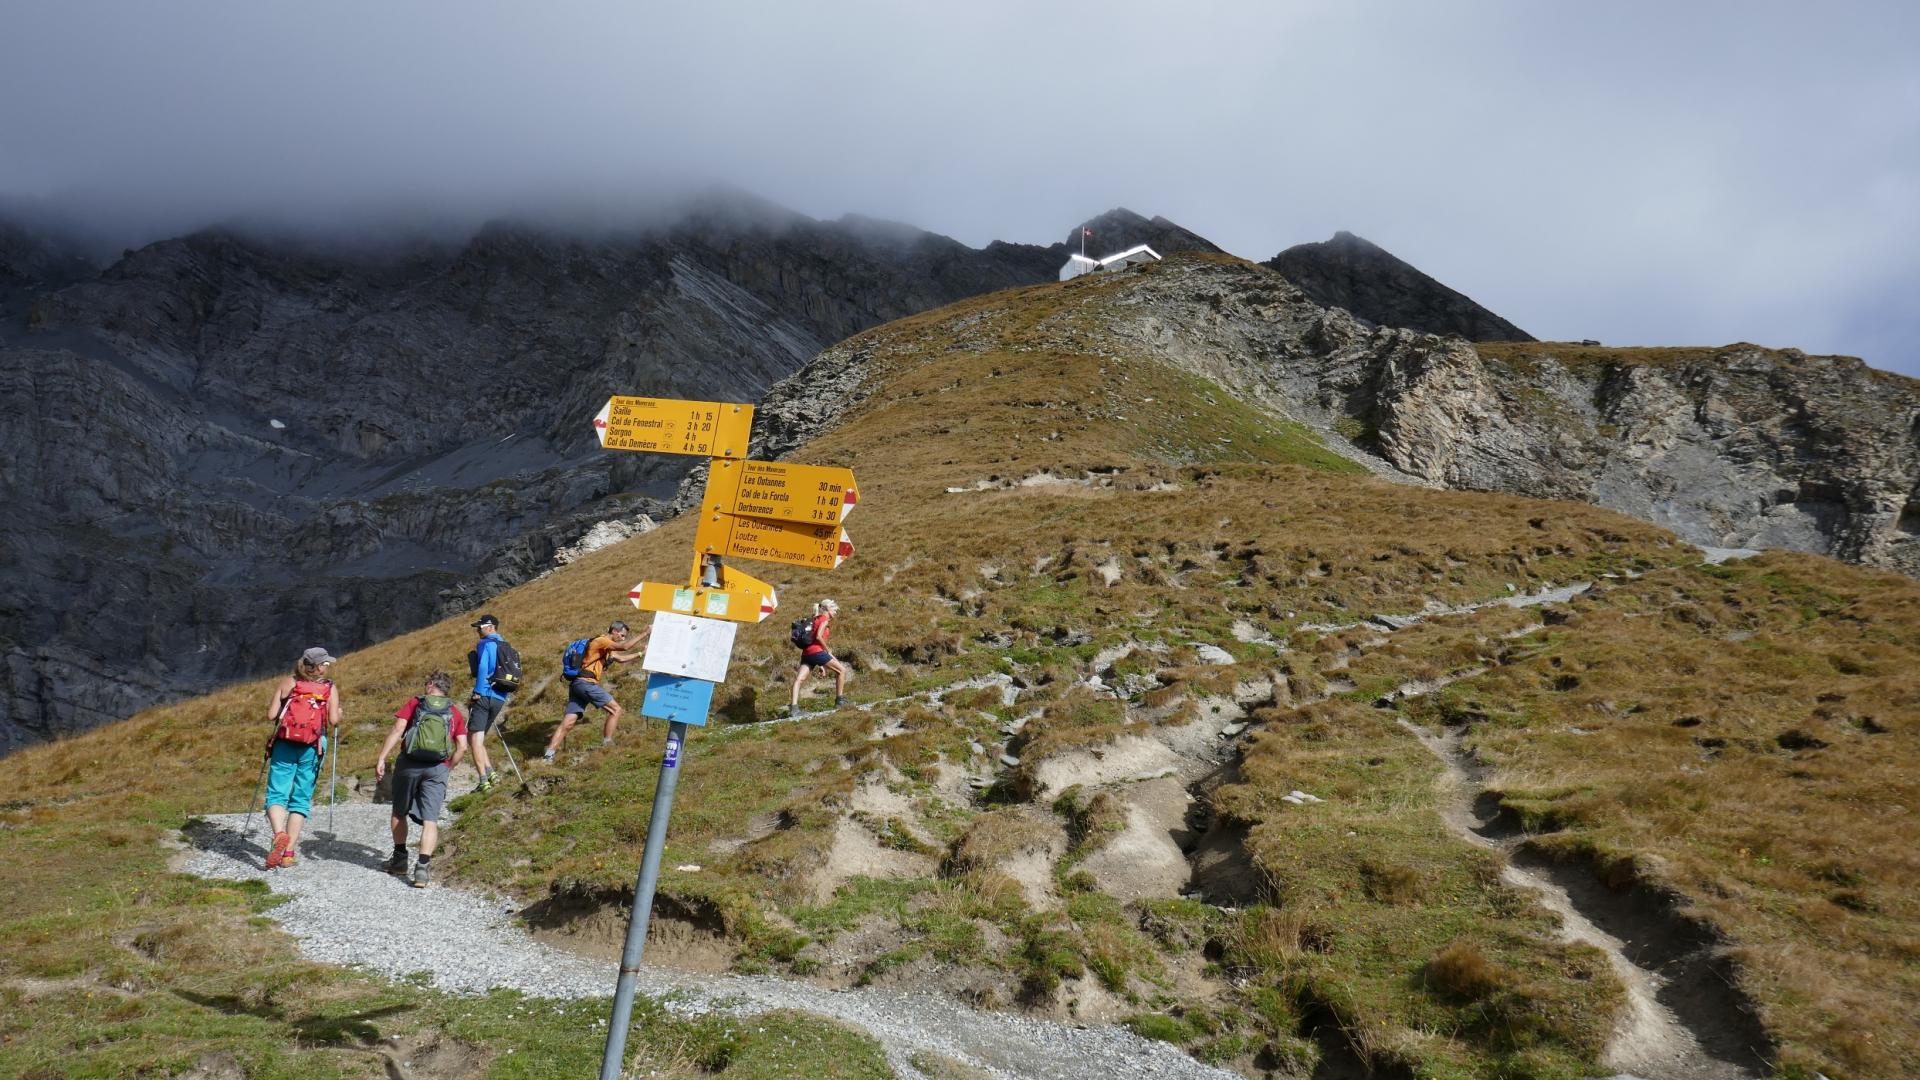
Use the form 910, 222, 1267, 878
640, 671, 714, 727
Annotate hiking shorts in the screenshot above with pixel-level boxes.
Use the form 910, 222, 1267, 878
266, 736, 325, 818
563, 677, 615, 717
468, 694, 506, 734
391, 761, 449, 826
801, 650, 836, 668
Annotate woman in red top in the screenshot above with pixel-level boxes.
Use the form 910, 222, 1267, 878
788, 599, 850, 717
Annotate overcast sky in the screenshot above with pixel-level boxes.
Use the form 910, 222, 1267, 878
3, 2, 1916, 375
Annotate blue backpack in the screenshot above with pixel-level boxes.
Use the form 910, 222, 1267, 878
561, 637, 592, 680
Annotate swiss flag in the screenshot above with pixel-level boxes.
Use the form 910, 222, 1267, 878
1083, 227, 1092, 237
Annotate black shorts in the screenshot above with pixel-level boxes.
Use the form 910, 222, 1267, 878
468, 694, 506, 733
802, 650, 836, 668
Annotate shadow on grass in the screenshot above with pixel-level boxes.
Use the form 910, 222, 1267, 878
173, 988, 414, 1046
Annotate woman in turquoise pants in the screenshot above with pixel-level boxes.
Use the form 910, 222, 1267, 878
263, 648, 343, 868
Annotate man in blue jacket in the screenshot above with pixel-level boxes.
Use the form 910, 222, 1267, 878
467, 614, 508, 791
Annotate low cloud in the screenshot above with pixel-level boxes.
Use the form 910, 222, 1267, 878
3, 2, 1915, 374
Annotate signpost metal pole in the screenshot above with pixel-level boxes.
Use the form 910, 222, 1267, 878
598, 719, 690, 1080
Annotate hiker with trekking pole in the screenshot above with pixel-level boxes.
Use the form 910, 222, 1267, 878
257, 647, 343, 870
465, 613, 523, 791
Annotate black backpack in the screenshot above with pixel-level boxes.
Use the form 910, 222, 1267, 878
487, 638, 523, 694
789, 616, 815, 649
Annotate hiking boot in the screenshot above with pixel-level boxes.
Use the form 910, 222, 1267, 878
410, 862, 432, 889
541, 750, 556, 765
265, 831, 292, 870
835, 695, 846, 708
476, 770, 495, 793
383, 850, 409, 877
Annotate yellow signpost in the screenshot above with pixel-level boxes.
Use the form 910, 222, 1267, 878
593, 396, 754, 459
593, 394, 856, 1080
729, 460, 859, 526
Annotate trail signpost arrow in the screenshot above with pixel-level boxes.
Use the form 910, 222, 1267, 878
729, 460, 859, 525
722, 515, 854, 570
594, 396, 857, 1080
627, 564, 778, 624
593, 396, 753, 458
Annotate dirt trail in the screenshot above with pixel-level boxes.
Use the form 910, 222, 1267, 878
1158, 568, 1771, 1078
1395, 719, 1766, 1080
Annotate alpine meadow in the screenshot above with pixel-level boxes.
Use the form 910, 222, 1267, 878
3, 247, 1917, 1080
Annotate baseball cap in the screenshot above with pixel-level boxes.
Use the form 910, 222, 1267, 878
302, 646, 338, 666
472, 613, 499, 628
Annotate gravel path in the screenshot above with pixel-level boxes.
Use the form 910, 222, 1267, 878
178, 806, 1240, 1080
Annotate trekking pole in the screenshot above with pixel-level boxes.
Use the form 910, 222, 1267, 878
249, 693, 293, 838
494, 706, 525, 786
244, 751, 269, 838
328, 729, 338, 835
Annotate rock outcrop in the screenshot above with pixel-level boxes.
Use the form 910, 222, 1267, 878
833, 253, 1916, 579
1265, 230, 1533, 342
1147, 258, 1916, 573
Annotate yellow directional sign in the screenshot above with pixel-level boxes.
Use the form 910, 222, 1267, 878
594, 397, 754, 459
724, 515, 854, 571
628, 574, 778, 624
731, 461, 859, 526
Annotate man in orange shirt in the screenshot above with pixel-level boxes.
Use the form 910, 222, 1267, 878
543, 620, 648, 763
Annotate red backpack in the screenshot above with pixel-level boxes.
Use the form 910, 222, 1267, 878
276, 679, 333, 745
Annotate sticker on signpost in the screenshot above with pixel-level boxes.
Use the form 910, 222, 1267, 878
642, 611, 738, 683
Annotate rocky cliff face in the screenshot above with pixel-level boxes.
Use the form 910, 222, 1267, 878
0, 203, 1071, 751
843, 253, 1916, 578
1265, 230, 1534, 342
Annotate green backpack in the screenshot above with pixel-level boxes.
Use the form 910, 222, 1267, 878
404, 695, 457, 763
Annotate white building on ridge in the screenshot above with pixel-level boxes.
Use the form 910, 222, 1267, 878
1059, 243, 1162, 281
